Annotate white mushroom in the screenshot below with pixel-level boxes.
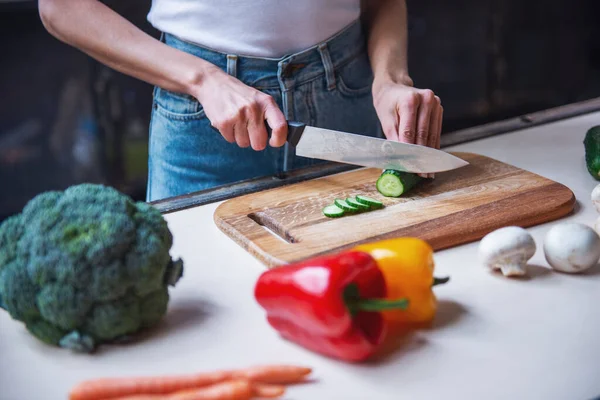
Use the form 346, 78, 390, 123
478, 226, 537, 277
592, 184, 600, 213
543, 222, 600, 274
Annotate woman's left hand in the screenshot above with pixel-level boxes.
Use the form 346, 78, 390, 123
372, 78, 443, 151
372, 79, 443, 179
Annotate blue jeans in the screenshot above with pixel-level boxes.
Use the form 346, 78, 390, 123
147, 20, 382, 202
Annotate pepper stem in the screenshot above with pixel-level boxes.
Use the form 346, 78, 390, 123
432, 276, 450, 286
349, 298, 409, 312
344, 283, 409, 316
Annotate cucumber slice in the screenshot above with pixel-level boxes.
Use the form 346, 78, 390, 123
334, 198, 358, 212
355, 195, 383, 209
346, 197, 370, 211
323, 204, 345, 218
376, 170, 422, 197
376, 173, 403, 197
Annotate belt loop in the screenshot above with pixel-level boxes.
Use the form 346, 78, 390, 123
226, 54, 238, 77
317, 43, 336, 91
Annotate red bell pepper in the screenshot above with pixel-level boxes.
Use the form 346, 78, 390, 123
254, 250, 409, 362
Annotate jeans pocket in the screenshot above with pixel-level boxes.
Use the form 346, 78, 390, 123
335, 51, 374, 97
153, 86, 206, 121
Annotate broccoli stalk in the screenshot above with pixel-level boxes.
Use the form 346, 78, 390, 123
0, 184, 184, 352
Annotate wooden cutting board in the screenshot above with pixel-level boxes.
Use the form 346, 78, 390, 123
214, 152, 575, 267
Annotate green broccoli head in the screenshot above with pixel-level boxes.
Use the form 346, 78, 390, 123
0, 183, 184, 352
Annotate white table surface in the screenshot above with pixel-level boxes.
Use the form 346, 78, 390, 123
2, 111, 600, 400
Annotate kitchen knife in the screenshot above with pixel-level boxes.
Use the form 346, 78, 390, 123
274, 121, 469, 173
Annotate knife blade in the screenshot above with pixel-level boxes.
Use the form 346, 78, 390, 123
280, 121, 469, 173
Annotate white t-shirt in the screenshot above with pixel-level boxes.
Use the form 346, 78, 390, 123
147, 0, 361, 58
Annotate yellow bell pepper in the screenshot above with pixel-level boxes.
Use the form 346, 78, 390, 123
353, 237, 448, 329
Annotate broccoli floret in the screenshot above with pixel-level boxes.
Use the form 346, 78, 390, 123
0, 183, 184, 352
0, 214, 24, 266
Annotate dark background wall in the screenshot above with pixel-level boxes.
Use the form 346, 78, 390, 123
1, 0, 599, 221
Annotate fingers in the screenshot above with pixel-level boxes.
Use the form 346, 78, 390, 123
379, 108, 399, 141
244, 97, 269, 151
234, 121, 251, 148
432, 105, 443, 178
248, 95, 289, 151
433, 100, 443, 150
425, 96, 443, 179
397, 92, 422, 177
211, 93, 284, 151
415, 89, 435, 147
211, 113, 247, 146
247, 122, 268, 151
427, 104, 438, 150
398, 93, 419, 144
264, 99, 288, 147
213, 120, 235, 144
394, 90, 441, 179
247, 104, 268, 151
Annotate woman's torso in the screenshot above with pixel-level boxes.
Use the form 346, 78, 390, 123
147, 0, 361, 58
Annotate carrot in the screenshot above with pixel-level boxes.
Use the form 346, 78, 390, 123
69, 365, 310, 400
233, 365, 311, 385
107, 379, 253, 400
69, 370, 230, 400
251, 383, 286, 398
101, 381, 285, 400
168, 380, 252, 400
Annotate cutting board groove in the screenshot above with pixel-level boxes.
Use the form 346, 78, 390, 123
214, 152, 575, 267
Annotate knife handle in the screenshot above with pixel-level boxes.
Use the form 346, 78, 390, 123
265, 120, 305, 147
210, 120, 306, 147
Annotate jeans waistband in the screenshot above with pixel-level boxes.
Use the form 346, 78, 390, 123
162, 19, 367, 90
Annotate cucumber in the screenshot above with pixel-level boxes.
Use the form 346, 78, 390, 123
323, 194, 385, 218
322, 204, 345, 218
346, 197, 370, 211
584, 125, 600, 180
334, 198, 359, 212
355, 195, 383, 209
376, 170, 423, 197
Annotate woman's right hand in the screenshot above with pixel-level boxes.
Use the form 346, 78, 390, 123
38, 0, 288, 152
193, 67, 288, 151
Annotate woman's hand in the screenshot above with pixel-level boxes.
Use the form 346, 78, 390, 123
361, 0, 443, 171
372, 78, 443, 150
193, 68, 288, 151
372, 78, 443, 179
38, 0, 288, 152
